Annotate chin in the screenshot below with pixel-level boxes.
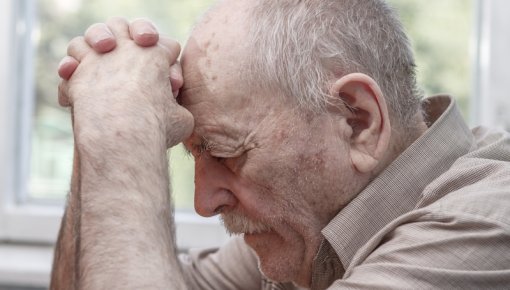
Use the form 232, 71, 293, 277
244, 231, 312, 287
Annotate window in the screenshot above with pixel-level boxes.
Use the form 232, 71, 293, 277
0, 0, 228, 247
2, 0, 510, 287
0, 2, 229, 285
389, 0, 474, 118
30, 0, 214, 207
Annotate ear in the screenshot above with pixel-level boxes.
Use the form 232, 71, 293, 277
330, 73, 391, 173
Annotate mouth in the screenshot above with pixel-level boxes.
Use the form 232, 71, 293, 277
220, 211, 272, 235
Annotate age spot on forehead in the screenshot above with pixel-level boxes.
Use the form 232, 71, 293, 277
204, 40, 211, 49
202, 32, 218, 58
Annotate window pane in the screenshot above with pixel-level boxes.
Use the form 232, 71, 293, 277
28, 0, 215, 210
388, 0, 474, 117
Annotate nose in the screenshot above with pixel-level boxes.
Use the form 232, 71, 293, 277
194, 156, 237, 217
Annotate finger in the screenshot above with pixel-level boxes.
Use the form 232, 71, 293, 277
84, 23, 116, 53
67, 36, 91, 62
158, 36, 181, 62
58, 80, 71, 107
166, 107, 194, 148
169, 62, 183, 98
129, 18, 159, 47
105, 17, 130, 41
58, 56, 79, 80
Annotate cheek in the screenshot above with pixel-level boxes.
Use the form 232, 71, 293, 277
236, 142, 342, 284
240, 150, 298, 194
238, 149, 324, 227
240, 142, 354, 228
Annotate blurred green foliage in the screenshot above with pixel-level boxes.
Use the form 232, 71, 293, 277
389, 0, 473, 113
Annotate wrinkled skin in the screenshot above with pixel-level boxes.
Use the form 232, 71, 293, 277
56, 1, 394, 287
54, 17, 192, 289
178, 3, 367, 285
59, 18, 193, 148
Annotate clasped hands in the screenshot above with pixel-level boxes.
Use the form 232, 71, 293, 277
58, 17, 193, 148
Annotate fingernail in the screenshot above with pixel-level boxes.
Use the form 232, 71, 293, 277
58, 56, 73, 67
138, 23, 157, 36
94, 31, 113, 45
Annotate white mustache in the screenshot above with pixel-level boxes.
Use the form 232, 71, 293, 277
220, 212, 272, 235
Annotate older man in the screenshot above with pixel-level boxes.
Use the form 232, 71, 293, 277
51, 0, 510, 289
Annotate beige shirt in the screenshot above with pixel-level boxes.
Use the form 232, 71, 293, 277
180, 95, 510, 290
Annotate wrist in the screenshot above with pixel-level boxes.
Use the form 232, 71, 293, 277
74, 107, 166, 150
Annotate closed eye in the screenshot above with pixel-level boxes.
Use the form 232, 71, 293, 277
184, 138, 242, 170
212, 155, 226, 164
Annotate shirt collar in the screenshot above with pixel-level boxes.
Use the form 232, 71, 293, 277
317, 95, 474, 277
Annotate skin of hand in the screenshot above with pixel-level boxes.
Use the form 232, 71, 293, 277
51, 17, 192, 289
58, 18, 159, 79
59, 18, 192, 147
58, 18, 184, 100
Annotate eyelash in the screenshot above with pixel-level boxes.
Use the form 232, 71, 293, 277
187, 143, 226, 164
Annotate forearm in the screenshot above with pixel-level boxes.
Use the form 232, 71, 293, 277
76, 127, 186, 289
50, 146, 81, 290
53, 18, 192, 288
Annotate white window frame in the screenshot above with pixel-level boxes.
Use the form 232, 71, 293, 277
0, 0, 227, 286
471, 0, 510, 130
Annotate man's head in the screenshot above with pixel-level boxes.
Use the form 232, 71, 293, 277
179, 0, 423, 286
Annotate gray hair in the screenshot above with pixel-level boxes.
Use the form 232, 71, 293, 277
245, 0, 423, 130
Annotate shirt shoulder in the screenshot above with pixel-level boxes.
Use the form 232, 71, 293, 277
332, 206, 510, 289
331, 215, 510, 289
418, 126, 510, 225
330, 129, 510, 289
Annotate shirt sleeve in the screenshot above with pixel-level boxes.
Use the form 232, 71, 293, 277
327, 210, 510, 290
179, 236, 263, 290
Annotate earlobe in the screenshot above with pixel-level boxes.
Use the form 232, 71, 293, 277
350, 150, 379, 173
330, 73, 391, 174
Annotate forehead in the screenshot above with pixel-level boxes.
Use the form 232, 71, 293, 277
180, 35, 251, 131
180, 0, 249, 102
179, 4, 259, 147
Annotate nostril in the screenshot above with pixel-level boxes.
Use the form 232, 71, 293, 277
194, 187, 238, 217
214, 205, 225, 215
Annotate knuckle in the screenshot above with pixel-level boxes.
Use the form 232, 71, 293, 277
106, 16, 129, 27
85, 23, 108, 36
58, 81, 70, 107
159, 40, 181, 60
167, 38, 180, 50
67, 36, 86, 56
160, 36, 178, 46
177, 109, 195, 134
170, 63, 183, 74
131, 17, 155, 27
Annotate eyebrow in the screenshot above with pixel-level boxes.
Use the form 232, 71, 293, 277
184, 137, 215, 156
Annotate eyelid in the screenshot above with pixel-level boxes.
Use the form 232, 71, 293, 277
192, 143, 206, 155
187, 139, 242, 166
186, 142, 212, 159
